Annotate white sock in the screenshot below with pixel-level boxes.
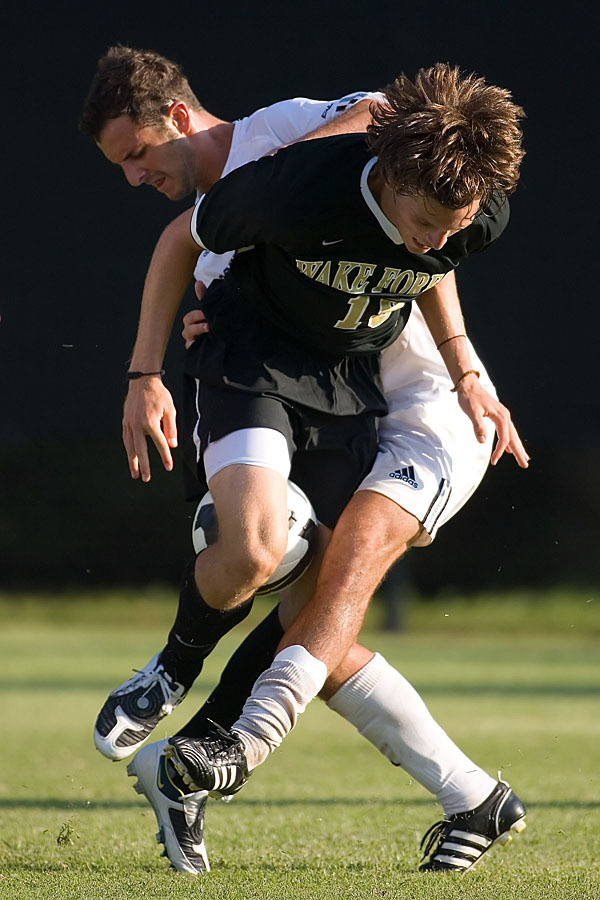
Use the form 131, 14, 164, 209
232, 645, 327, 770
326, 652, 496, 815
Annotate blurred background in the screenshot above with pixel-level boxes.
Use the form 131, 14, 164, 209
1, 0, 597, 597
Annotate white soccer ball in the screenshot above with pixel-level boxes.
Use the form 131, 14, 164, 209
191, 480, 318, 596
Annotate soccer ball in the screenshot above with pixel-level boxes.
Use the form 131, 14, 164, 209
192, 480, 318, 596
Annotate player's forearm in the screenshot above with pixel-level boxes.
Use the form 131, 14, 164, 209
295, 98, 375, 142
129, 209, 198, 370
416, 272, 474, 385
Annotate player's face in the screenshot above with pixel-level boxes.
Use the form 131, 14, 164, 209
97, 115, 197, 201
389, 193, 480, 255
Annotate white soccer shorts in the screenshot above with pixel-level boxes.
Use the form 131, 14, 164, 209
357, 307, 496, 546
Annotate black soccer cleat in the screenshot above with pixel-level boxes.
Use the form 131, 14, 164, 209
166, 722, 249, 797
94, 652, 187, 760
419, 779, 526, 873
127, 739, 210, 875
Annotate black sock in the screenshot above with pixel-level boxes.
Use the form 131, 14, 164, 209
161, 557, 255, 689
174, 605, 284, 736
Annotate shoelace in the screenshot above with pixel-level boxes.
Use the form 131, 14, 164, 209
202, 719, 244, 763
116, 663, 174, 700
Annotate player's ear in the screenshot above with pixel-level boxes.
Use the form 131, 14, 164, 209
167, 102, 192, 135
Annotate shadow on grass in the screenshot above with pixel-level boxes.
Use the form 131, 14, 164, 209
0, 798, 146, 810
1, 680, 598, 697
0, 797, 421, 811
0, 797, 598, 810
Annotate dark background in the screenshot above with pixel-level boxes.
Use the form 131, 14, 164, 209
1, 1, 598, 593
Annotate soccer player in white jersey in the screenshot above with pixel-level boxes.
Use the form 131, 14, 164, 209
80, 47, 528, 875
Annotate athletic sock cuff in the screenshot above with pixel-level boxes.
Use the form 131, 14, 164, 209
326, 652, 387, 717
272, 645, 327, 692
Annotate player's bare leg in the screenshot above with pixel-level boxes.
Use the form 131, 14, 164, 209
274, 520, 502, 818
222, 490, 422, 768
319, 643, 375, 699
154, 462, 291, 685
278, 490, 422, 669
94, 462, 291, 760
193, 463, 289, 609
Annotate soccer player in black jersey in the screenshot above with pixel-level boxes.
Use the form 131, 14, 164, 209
82, 51, 529, 874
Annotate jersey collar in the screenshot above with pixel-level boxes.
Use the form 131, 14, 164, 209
360, 157, 405, 245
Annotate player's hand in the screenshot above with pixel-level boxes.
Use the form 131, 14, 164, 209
182, 308, 210, 348
455, 375, 530, 468
122, 377, 177, 482
182, 281, 210, 348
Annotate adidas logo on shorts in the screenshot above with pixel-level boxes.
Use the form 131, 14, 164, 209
389, 465, 419, 488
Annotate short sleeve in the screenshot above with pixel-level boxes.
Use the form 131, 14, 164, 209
230, 91, 379, 159
190, 155, 283, 253
463, 194, 510, 255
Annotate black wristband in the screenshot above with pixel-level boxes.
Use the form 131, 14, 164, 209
127, 369, 165, 380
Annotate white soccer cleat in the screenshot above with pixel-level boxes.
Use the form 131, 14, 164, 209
127, 738, 210, 875
94, 653, 187, 760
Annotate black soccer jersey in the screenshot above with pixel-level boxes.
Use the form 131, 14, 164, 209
191, 133, 509, 357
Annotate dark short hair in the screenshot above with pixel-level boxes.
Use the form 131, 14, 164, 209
367, 63, 525, 210
79, 45, 204, 140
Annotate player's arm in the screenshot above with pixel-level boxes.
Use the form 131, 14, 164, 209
124, 208, 198, 482
293, 96, 375, 141
417, 272, 529, 468
264, 94, 381, 155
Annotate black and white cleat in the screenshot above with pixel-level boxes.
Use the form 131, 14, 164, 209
419, 779, 526, 873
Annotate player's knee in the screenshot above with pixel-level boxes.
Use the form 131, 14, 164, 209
374, 523, 406, 561
225, 548, 281, 592
346, 492, 419, 564
224, 526, 288, 591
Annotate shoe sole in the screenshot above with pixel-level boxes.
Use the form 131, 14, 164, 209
495, 815, 527, 846
94, 704, 156, 761
467, 816, 527, 874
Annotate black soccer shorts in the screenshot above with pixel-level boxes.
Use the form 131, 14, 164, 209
181, 378, 377, 528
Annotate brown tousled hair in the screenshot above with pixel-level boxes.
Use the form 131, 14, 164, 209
79, 45, 204, 140
367, 63, 525, 210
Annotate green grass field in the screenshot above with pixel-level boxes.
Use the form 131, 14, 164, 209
1, 589, 599, 899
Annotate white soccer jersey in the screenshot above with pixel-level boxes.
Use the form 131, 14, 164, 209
190, 93, 495, 543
